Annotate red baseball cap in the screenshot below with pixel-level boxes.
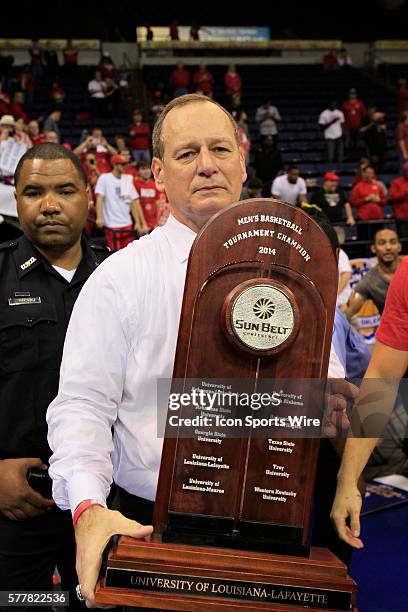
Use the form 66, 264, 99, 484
324, 172, 340, 181
111, 154, 126, 165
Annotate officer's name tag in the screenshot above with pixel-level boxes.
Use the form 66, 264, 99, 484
8, 297, 42, 306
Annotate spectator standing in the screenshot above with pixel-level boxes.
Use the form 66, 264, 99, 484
29, 39, 43, 80
63, 39, 78, 75
27, 120, 45, 146
74, 129, 117, 173
224, 64, 242, 109
99, 52, 117, 81
341, 88, 366, 151
345, 228, 402, 319
318, 100, 345, 163
253, 135, 283, 193
350, 165, 387, 220
114, 135, 127, 152
337, 48, 352, 69
44, 131, 60, 144
50, 82, 65, 106
169, 19, 179, 41
43, 110, 61, 143
0, 83, 10, 115
395, 110, 408, 168
337, 248, 352, 308
14, 118, 32, 148
19, 66, 35, 106
119, 148, 139, 180
129, 110, 151, 163
312, 172, 355, 227
271, 165, 308, 206
389, 162, 408, 237
145, 26, 154, 42
169, 62, 190, 98
255, 101, 282, 140
193, 64, 214, 97
235, 110, 251, 165
364, 111, 387, 173
44, 42, 59, 81
88, 71, 107, 118
134, 161, 160, 230
323, 49, 338, 71
9, 92, 27, 122
396, 78, 408, 114
95, 154, 148, 250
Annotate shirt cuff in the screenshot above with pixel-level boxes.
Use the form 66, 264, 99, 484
67, 471, 108, 515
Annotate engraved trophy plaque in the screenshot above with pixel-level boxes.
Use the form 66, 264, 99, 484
96, 199, 356, 611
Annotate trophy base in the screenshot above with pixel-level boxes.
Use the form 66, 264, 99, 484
95, 536, 356, 610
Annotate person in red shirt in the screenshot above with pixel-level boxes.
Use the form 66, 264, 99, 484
341, 88, 366, 151
63, 39, 78, 65
396, 78, 408, 114
389, 163, 408, 237
169, 19, 179, 41
119, 148, 139, 180
27, 120, 46, 146
20, 64, 36, 106
350, 165, 387, 220
50, 81, 66, 105
193, 63, 214, 97
99, 52, 117, 81
224, 64, 242, 109
331, 256, 408, 550
395, 111, 408, 168
323, 49, 338, 71
9, 92, 27, 122
169, 62, 190, 98
129, 109, 151, 163
0, 83, 10, 115
133, 161, 159, 230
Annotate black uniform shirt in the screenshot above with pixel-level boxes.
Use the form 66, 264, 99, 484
0, 235, 109, 462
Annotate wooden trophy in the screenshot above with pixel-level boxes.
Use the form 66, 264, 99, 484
96, 199, 356, 610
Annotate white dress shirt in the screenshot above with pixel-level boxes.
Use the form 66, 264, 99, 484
47, 214, 196, 511
47, 213, 344, 513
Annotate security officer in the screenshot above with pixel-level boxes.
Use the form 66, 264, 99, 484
0, 143, 109, 610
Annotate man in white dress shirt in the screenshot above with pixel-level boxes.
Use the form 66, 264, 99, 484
47, 94, 349, 606
47, 94, 247, 606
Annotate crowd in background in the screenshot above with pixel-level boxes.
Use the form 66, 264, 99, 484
1, 44, 408, 250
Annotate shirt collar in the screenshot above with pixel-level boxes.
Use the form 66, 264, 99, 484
162, 213, 197, 263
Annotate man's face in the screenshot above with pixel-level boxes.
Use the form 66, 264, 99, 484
139, 166, 152, 180
133, 113, 142, 123
372, 230, 401, 264
28, 121, 39, 137
363, 167, 375, 181
324, 179, 337, 192
119, 149, 131, 163
44, 131, 59, 143
152, 102, 246, 231
287, 169, 299, 184
15, 158, 90, 252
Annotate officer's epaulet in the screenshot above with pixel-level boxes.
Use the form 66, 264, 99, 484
0, 240, 18, 251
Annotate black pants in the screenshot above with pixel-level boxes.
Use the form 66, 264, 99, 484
0, 507, 84, 612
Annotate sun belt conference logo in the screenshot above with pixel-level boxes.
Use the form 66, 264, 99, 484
253, 298, 275, 319
231, 285, 294, 351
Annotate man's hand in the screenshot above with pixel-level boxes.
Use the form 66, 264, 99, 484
0, 458, 54, 521
135, 223, 149, 236
330, 479, 364, 549
75, 505, 153, 608
323, 379, 359, 438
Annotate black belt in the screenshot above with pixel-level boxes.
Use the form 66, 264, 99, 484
115, 485, 154, 525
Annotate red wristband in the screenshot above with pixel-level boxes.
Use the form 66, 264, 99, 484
73, 499, 103, 527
